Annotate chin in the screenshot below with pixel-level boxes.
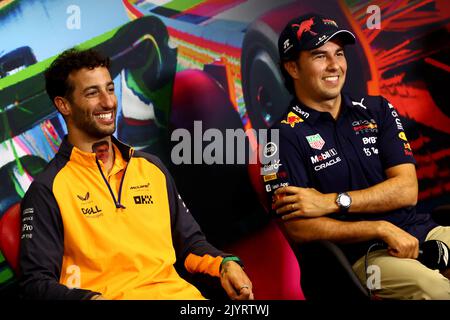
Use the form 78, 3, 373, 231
322, 92, 341, 100
90, 127, 116, 139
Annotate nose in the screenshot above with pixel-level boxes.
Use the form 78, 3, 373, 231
326, 56, 339, 71
100, 90, 116, 109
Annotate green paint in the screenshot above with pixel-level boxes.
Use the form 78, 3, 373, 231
163, 0, 204, 12
0, 266, 14, 283
0, 28, 119, 89
10, 169, 25, 198
0, 107, 24, 174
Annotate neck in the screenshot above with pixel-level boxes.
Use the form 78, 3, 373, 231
295, 91, 342, 120
67, 129, 115, 173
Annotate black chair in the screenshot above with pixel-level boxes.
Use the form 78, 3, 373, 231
293, 240, 369, 300
293, 204, 450, 301
430, 204, 450, 226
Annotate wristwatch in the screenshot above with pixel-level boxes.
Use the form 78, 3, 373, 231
336, 192, 352, 212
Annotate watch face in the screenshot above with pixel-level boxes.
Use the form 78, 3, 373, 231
339, 193, 351, 208
340, 195, 351, 207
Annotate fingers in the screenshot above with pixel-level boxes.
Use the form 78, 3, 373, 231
221, 278, 239, 300
274, 186, 297, 195
280, 210, 303, 221
274, 200, 299, 215
272, 194, 297, 209
235, 284, 253, 300
220, 261, 254, 300
222, 281, 254, 300
386, 238, 419, 259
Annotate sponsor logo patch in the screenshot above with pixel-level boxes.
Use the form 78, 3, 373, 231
306, 134, 325, 150
130, 183, 150, 190
314, 157, 341, 171
398, 131, 408, 141
292, 105, 310, 119
352, 119, 378, 134
281, 112, 304, 128
310, 148, 338, 164
77, 192, 90, 201
134, 195, 154, 205
263, 173, 277, 182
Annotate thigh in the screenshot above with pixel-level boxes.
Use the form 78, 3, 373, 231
352, 249, 450, 300
425, 226, 450, 245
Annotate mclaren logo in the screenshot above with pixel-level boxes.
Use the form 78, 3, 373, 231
130, 183, 150, 190
134, 195, 154, 205
77, 192, 90, 201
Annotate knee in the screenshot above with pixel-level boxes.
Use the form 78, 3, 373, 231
409, 273, 450, 300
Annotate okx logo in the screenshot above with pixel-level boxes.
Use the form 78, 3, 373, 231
134, 195, 153, 205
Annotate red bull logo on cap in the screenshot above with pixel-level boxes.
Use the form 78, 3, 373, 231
292, 17, 317, 41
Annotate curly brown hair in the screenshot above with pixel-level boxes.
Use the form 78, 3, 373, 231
44, 48, 110, 104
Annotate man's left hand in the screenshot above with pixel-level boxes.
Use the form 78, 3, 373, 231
273, 186, 337, 220
220, 261, 254, 300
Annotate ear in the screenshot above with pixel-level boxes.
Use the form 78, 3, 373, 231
283, 60, 300, 80
54, 96, 71, 116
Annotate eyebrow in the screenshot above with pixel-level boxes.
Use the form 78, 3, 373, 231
310, 46, 344, 54
310, 50, 327, 55
82, 81, 114, 93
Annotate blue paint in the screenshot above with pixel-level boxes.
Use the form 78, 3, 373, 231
0, 0, 129, 62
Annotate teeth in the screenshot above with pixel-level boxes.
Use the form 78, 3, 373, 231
96, 112, 112, 120
324, 76, 338, 81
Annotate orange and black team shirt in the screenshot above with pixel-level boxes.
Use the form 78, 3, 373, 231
19, 136, 228, 300
264, 94, 438, 264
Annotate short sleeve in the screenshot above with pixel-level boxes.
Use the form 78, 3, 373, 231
377, 97, 416, 169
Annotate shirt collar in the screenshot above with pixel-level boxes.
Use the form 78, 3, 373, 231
285, 95, 352, 125
58, 135, 134, 167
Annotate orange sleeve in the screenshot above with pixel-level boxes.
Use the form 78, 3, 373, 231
184, 253, 224, 277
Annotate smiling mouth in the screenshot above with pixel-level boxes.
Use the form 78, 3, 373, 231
324, 76, 339, 82
94, 112, 113, 121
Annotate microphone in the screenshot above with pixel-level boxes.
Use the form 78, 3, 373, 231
418, 240, 449, 270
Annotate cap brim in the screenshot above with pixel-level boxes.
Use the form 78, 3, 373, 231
304, 29, 356, 50
325, 29, 356, 45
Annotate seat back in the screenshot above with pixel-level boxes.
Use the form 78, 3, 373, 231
431, 204, 450, 226
0, 203, 21, 275
294, 240, 369, 300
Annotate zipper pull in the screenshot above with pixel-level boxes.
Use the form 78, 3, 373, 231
116, 203, 126, 209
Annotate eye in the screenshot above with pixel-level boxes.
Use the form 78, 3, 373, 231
86, 90, 98, 97
315, 54, 326, 59
107, 86, 115, 93
336, 51, 345, 57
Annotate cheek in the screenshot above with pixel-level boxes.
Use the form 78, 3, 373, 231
340, 59, 348, 72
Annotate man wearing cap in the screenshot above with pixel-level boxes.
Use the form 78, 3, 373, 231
267, 13, 450, 299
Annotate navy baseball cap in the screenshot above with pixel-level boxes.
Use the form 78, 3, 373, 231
278, 13, 356, 61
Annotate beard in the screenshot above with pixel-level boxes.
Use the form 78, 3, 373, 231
70, 102, 117, 139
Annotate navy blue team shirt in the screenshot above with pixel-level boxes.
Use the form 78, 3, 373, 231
266, 93, 437, 263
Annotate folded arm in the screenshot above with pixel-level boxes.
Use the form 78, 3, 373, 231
274, 163, 418, 219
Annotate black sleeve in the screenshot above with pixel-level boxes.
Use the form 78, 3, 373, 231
19, 182, 98, 300
146, 156, 233, 272
164, 164, 225, 261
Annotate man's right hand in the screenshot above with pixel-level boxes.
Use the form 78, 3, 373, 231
377, 221, 419, 259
